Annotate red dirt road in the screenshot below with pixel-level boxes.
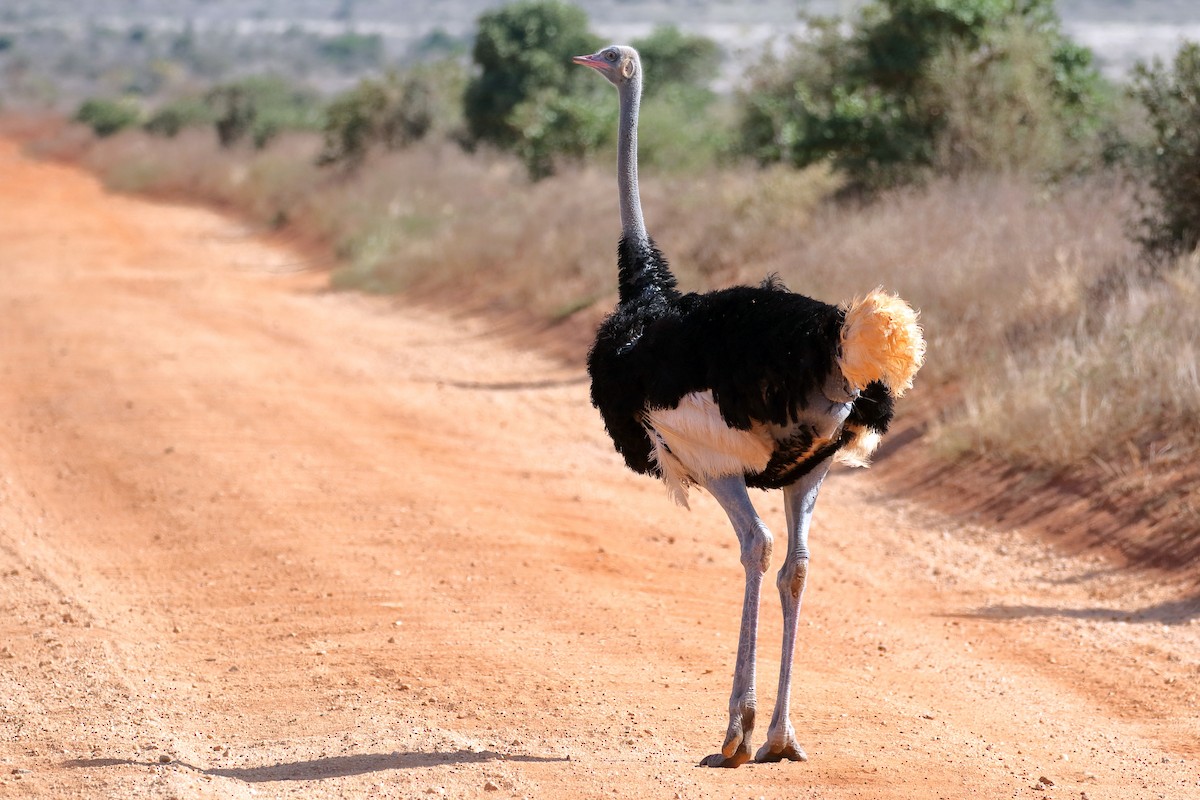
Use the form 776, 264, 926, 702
1, 138, 1198, 799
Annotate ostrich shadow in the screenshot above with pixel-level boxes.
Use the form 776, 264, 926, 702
949, 595, 1200, 626
63, 749, 567, 783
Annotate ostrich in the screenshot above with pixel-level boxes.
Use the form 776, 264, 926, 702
573, 45, 925, 767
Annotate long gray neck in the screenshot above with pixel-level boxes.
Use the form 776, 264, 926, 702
616, 72, 647, 246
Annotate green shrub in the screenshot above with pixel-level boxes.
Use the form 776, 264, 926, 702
462, 0, 602, 177
207, 85, 256, 147
633, 25, 721, 98
74, 97, 141, 137
319, 69, 444, 170
925, 16, 1108, 176
318, 32, 384, 72
1129, 42, 1200, 258
631, 85, 731, 174
461, 7, 726, 180
738, 0, 1106, 191
627, 26, 728, 173
509, 89, 610, 180
144, 96, 215, 138
205, 77, 322, 149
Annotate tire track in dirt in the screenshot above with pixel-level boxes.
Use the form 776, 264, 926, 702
1, 137, 1198, 799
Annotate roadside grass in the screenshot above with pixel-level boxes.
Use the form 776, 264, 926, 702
943, 255, 1200, 466
35, 124, 1198, 503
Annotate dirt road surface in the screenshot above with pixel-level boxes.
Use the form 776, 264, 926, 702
1, 137, 1197, 799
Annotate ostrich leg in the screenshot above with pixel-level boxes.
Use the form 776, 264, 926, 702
699, 474, 773, 768
755, 456, 833, 762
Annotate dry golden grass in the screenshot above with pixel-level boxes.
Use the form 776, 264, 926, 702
944, 255, 1200, 466
44, 125, 1197, 482
771, 175, 1143, 383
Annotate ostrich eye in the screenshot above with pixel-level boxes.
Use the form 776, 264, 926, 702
605, 50, 617, 62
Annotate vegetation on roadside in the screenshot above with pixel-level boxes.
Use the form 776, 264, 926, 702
461, 0, 602, 179
73, 97, 141, 137
74, 75, 324, 149
737, 0, 1108, 191
459, 2, 728, 178
1129, 42, 1200, 259
317, 64, 465, 170
206, 77, 324, 149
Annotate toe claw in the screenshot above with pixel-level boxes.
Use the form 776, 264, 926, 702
754, 741, 807, 763
699, 750, 750, 768
699, 705, 754, 768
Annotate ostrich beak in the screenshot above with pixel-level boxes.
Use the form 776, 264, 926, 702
572, 53, 605, 71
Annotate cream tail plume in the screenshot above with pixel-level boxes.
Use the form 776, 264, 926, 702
838, 290, 926, 397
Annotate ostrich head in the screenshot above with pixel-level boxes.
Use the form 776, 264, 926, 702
572, 45, 640, 87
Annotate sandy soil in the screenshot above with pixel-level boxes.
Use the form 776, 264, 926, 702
0, 137, 1197, 800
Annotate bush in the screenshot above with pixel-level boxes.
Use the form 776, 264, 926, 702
509, 89, 611, 180
205, 77, 322, 149
925, 16, 1109, 177
207, 85, 257, 147
1129, 42, 1200, 259
318, 71, 439, 169
633, 25, 721, 97
631, 85, 732, 174
318, 32, 384, 72
143, 96, 215, 138
74, 97, 141, 137
460, 7, 727, 180
462, 0, 602, 177
623, 26, 728, 173
738, 0, 1105, 190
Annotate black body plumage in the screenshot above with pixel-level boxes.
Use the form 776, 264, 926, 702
587, 236, 895, 490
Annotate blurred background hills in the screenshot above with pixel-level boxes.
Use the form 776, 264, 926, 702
4, 0, 1200, 105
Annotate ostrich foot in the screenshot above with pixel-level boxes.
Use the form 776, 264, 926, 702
698, 743, 752, 769
698, 707, 754, 768
755, 736, 807, 763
